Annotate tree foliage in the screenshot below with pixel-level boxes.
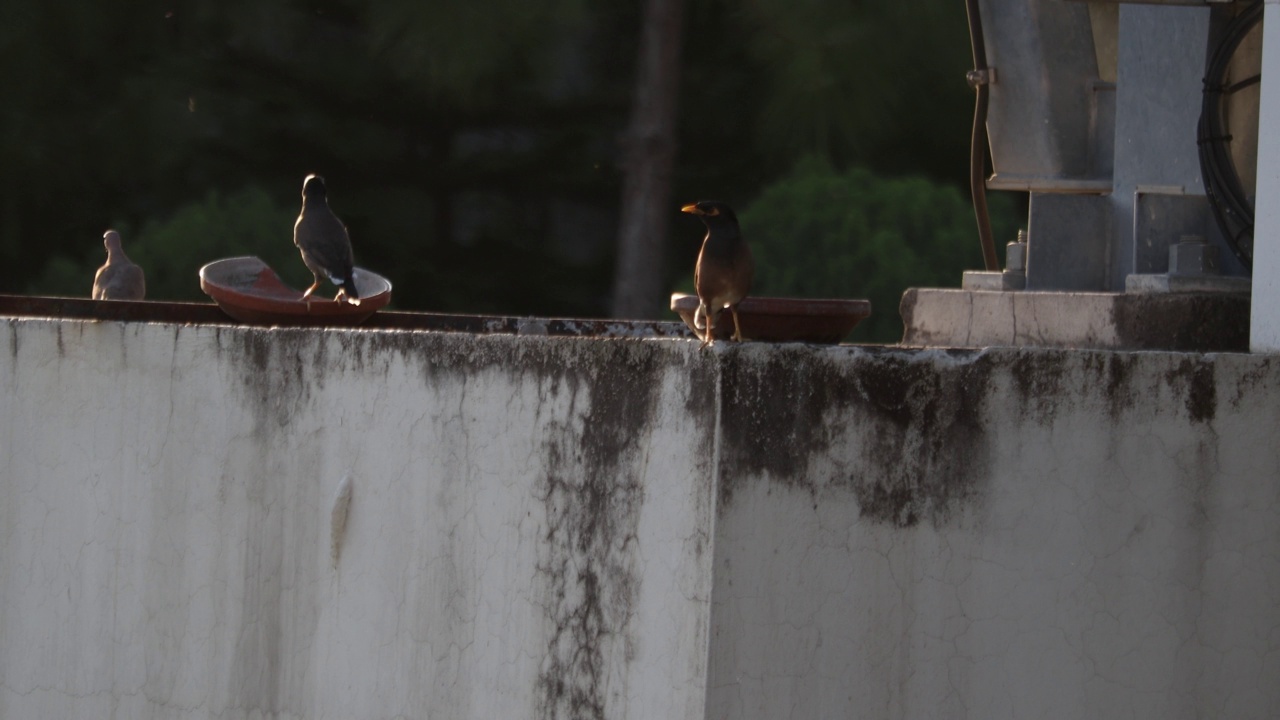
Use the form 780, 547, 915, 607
32, 186, 302, 301
366, 0, 590, 107
732, 1, 974, 172
738, 159, 1020, 343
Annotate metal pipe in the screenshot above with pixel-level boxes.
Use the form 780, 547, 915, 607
965, 0, 1000, 272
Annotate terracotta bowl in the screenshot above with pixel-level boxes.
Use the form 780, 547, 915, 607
670, 293, 871, 344
199, 256, 392, 325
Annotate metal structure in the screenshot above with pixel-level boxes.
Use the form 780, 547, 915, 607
962, 0, 1258, 297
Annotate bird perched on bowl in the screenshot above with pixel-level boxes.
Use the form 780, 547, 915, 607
92, 229, 146, 300
683, 200, 753, 347
294, 174, 360, 305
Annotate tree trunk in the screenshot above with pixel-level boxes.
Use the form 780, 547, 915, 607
610, 0, 685, 319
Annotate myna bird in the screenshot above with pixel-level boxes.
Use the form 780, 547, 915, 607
92, 229, 146, 300
294, 174, 360, 305
683, 200, 753, 347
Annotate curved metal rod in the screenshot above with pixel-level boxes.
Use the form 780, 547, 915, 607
965, 0, 999, 272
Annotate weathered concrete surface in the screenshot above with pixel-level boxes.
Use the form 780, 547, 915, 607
900, 287, 1250, 351
708, 344, 1280, 720
0, 318, 717, 720
2, 317, 1280, 719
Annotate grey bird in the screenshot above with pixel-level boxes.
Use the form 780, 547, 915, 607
683, 200, 753, 347
294, 174, 360, 305
92, 230, 146, 300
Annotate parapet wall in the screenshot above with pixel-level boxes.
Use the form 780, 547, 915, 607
708, 344, 1280, 719
0, 318, 716, 720
1, 316, 1278, 719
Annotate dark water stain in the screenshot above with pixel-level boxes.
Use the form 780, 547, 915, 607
1079, 351, 1142, 420
1103, 352, 1140, 420
318, 331, 677, 720
532, 341, 663, 720
1227, 356, 1278, 409
226, 328, 321, 435
1009, 351, 1068, 423
1111, 293, 1249, 352
1165, 356, 1217, 424
210, 325, 345, 716
717, 346, 994, 528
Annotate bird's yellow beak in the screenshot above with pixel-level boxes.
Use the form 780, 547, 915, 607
681, 203, 721, 216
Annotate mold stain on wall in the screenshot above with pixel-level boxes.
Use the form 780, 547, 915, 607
531, 342, 664, 720
1165, 356, 1216, 424
319, 329, 692, 720
717, 346, 994, 528
220, 328, 322, 436
196, 324, 1266, 717
1010, 350, 1069, 422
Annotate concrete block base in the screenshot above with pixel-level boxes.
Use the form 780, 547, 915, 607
1125, 273, 1252, 294
962, 269, 1027, 291
900, 288, 1249, 350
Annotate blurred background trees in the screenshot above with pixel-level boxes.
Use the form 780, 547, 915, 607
6, 0, 1019, 342
739, 159, 1019, 342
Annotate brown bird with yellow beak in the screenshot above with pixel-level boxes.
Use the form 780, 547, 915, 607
683, 200, 753, 347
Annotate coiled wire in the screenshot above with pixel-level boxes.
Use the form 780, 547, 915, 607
1198, 0, 1262, 271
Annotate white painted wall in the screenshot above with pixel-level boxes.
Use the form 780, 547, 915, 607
2, 317, 1279, 719
707, 345, 1280, 719
0, 319, 716, 720
1251, 1, 1280, 349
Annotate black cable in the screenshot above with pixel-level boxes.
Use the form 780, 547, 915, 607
965, 0, 999, 272
1198, 0, 1263, 271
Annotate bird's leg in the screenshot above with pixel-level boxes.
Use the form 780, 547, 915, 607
731, 306, 743, 342
701, 311, 716, 348
301, 278, 320, 312
335, 288, 362, 306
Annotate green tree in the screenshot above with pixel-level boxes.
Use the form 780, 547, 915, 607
735, 158, 1019, 343
30, 186, 304, 301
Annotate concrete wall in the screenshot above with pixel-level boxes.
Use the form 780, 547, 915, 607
2, 317, 1279, 719
707, 346, 1280, 719
0, 319, 716, 720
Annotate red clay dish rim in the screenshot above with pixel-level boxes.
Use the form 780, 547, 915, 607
199, 256, 392, 319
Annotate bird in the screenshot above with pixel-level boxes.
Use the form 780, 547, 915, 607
294, 174, 360, 305
683, 200, 753, 347
92, 230, 146, 300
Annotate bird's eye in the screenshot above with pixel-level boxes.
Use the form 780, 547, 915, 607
705, 206, 720, 216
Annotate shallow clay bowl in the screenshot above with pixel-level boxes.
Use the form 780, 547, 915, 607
670, 293, 871, 344
199, 256, 392, 326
